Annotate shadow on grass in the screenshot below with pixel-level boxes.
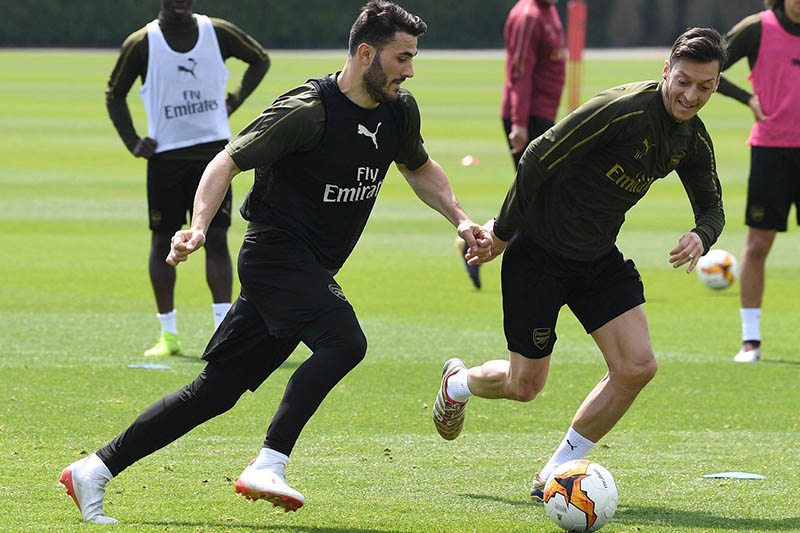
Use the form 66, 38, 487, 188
163, 353, 206, 364
616, 506, 800, 531
760, 358, 800, 366
138, 522, 407, 532
459, 492, 532, 507
127, 355, 301, 370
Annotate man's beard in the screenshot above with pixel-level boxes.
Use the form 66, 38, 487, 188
362, 54, 399, 103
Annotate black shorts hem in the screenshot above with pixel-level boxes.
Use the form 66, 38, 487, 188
581, 295, 646, 334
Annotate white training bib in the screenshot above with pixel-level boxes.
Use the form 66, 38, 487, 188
139, 14, 231, 153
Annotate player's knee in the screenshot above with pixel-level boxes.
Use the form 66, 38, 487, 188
307, 311, 367, 369
744, 230, 775, 260
338, 329, 367, 368
743, 240, 770, 261
185, 366, 247, 418
509, 388, 539, 403
151, 231, 173, 253
617, 354, 657, 390
507, 379, 543, 402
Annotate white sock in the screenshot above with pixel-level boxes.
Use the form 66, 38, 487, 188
251, 447, 289, 475
446, 368, 472, 403
213, 302, 232, 329
84, 453, 113, 481
157, 310, 178, 335
540, 427, 595, 481
741, 308, 761, 342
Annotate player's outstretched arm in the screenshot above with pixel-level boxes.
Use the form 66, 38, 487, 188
397, 158, 492, 260
166, 150, 241, 266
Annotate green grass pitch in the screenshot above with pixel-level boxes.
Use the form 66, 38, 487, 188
0, 49, 798, 532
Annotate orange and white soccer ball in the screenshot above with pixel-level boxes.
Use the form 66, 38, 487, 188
696, 249, 738, 290
543, 460, 618, 532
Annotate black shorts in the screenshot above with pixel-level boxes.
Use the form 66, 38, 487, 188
502, 116, 555, 167
147, 157, 233, 234
745, 146, 800, 231
234, 229, 353, 339
501, 234, 645, 359
200, 229, 357, 389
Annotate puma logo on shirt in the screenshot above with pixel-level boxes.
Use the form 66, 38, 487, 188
357, 122, 381, 149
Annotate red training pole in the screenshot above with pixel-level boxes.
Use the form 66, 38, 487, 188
566, 0, 587, 111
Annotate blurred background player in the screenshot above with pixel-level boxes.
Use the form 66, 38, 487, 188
434, 28, 726, 500
717, 0, 800, 363
502, 0, 566, 165
456, 0, 566, 290
106, 0, 269, 356
61, 1, 490, 523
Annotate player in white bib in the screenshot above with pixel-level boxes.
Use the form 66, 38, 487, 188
104, 0, 270, 356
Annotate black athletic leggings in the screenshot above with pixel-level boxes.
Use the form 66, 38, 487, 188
97, 308, 367, 477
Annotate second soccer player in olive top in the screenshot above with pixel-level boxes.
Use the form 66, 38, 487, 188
434, 27, 726, 501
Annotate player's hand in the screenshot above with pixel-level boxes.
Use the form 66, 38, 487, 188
226, 93, 237, 116
464, 220, 505, 265
133, 137, 158, 158
748, 94, 768, 122
508, 124, 529, 155
485, 229, 507, 262
458, 220, 492, 265
669, 232, 703, 273
166, 228, 206, 266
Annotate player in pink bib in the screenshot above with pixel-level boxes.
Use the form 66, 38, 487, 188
717, 0, 800, 363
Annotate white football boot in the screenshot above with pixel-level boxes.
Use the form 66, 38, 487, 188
235, 460, 305, 512
433, 358, 469, 440
733, 344, 761, 363
530, 472, 547, 501
59, 456, 118, 524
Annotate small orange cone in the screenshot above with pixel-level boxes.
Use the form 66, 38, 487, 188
460, 155, 479, 166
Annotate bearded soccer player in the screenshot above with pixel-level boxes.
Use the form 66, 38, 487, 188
106, 0, 270, 356
433, 28, 726, 501
60, 1, 490, 523
717, 0, 800, 363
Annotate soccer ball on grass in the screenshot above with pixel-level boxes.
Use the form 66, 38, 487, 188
543, 460, 618, 532
696, 249, 738, 290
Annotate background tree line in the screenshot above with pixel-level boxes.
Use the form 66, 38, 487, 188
0, 0, 762, 48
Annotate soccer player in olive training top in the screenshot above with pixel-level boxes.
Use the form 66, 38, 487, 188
716, 0, 800, 363
106, 0, 269, 356
433, 28, 726, 500
60, 1, 490, 523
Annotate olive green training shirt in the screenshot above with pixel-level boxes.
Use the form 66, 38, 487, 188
493, 80, 725, 262
105, 12, 270, 160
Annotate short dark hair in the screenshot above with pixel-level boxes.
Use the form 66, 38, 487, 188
764, 0, 784, 10
348, 1, 427, 56
669, 27, 728, 69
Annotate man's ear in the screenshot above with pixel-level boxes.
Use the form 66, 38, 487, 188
356, 42, 376, 67
662, 59, 670, 80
